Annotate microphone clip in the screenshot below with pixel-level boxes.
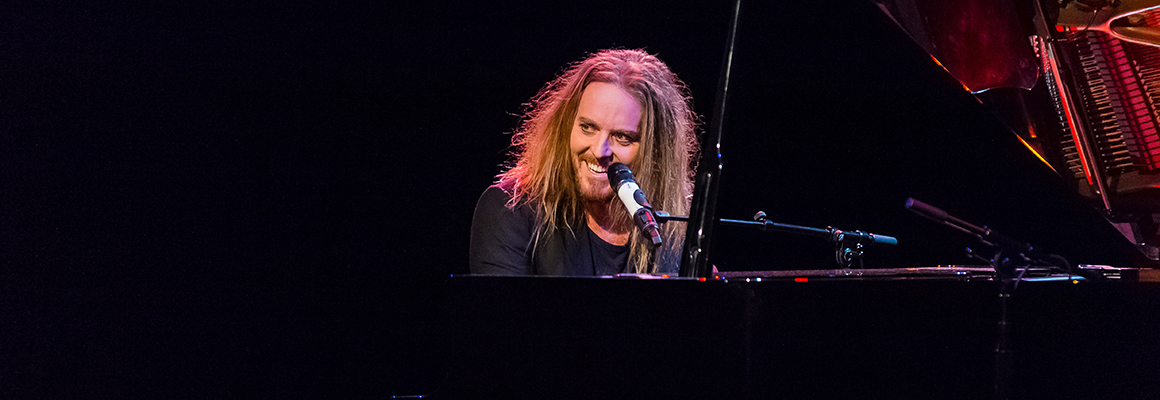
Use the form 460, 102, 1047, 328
828, 228, 867, 269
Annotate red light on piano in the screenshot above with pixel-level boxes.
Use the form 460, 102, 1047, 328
927, 55, 975, 92
1015, 134, 1057, 172
794, 278, 808, 283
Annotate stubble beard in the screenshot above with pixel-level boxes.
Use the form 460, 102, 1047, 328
579, 175, 613, 206
576, 159, 633, 232
575, 156, 613, 203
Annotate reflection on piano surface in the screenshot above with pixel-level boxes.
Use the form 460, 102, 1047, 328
1055, 0, 1160, 48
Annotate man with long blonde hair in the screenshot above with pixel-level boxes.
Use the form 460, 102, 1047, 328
470, 49, 699, 276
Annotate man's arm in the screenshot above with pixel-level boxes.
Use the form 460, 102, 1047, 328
469, 186, 534, 275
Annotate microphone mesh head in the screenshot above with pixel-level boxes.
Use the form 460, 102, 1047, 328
607, 162, 634, 191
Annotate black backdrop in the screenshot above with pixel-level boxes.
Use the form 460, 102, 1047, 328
3, 0, 1145, 397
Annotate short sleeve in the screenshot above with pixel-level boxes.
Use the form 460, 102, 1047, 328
469, 186, 535, 275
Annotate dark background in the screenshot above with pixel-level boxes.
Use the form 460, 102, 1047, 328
2, 0, 1145, 397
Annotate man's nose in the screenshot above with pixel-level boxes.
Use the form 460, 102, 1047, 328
595, 133, 613, 158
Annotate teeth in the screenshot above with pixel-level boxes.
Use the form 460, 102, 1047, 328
585, 161, 606, 173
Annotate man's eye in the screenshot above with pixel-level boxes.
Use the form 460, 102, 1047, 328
580, 123, 595, 132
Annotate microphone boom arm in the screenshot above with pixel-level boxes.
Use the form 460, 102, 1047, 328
657, 210, 897, 268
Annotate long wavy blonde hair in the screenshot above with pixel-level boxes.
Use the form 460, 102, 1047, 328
498, 49, 699, 274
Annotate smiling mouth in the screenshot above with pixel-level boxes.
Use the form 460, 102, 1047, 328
583, 160, 607, 175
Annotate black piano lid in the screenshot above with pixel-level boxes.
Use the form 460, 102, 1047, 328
698, 0, 1153, 271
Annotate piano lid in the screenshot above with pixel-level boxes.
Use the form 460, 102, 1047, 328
695, 0, 1154, 272
874, 0, 1041, 93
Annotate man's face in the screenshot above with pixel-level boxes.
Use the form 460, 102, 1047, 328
569, 82, 643, 203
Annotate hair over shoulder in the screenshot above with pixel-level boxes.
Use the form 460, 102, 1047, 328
498, 48, 700, 274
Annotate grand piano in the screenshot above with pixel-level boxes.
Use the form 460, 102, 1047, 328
437, 1, 1160, 399
443, 273, 1160, 399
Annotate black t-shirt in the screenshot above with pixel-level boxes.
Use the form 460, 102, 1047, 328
469, 185, 629, 276
587, 224, 630, 276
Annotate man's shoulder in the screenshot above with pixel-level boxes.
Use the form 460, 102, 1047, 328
476, 183, 537, 221
470, 183, 537, 275
477, 184, 514, 208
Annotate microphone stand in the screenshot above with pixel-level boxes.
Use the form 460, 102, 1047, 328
904, 197, 1089, 400
657, 210, 897, 270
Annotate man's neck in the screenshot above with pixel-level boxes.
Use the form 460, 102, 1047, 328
585, 201, 631, 246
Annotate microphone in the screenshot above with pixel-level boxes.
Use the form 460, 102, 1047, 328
830, 229, 899, 247
904, 198, 950, 224
607, 162, 663, 247
905, 198, 1031, 253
